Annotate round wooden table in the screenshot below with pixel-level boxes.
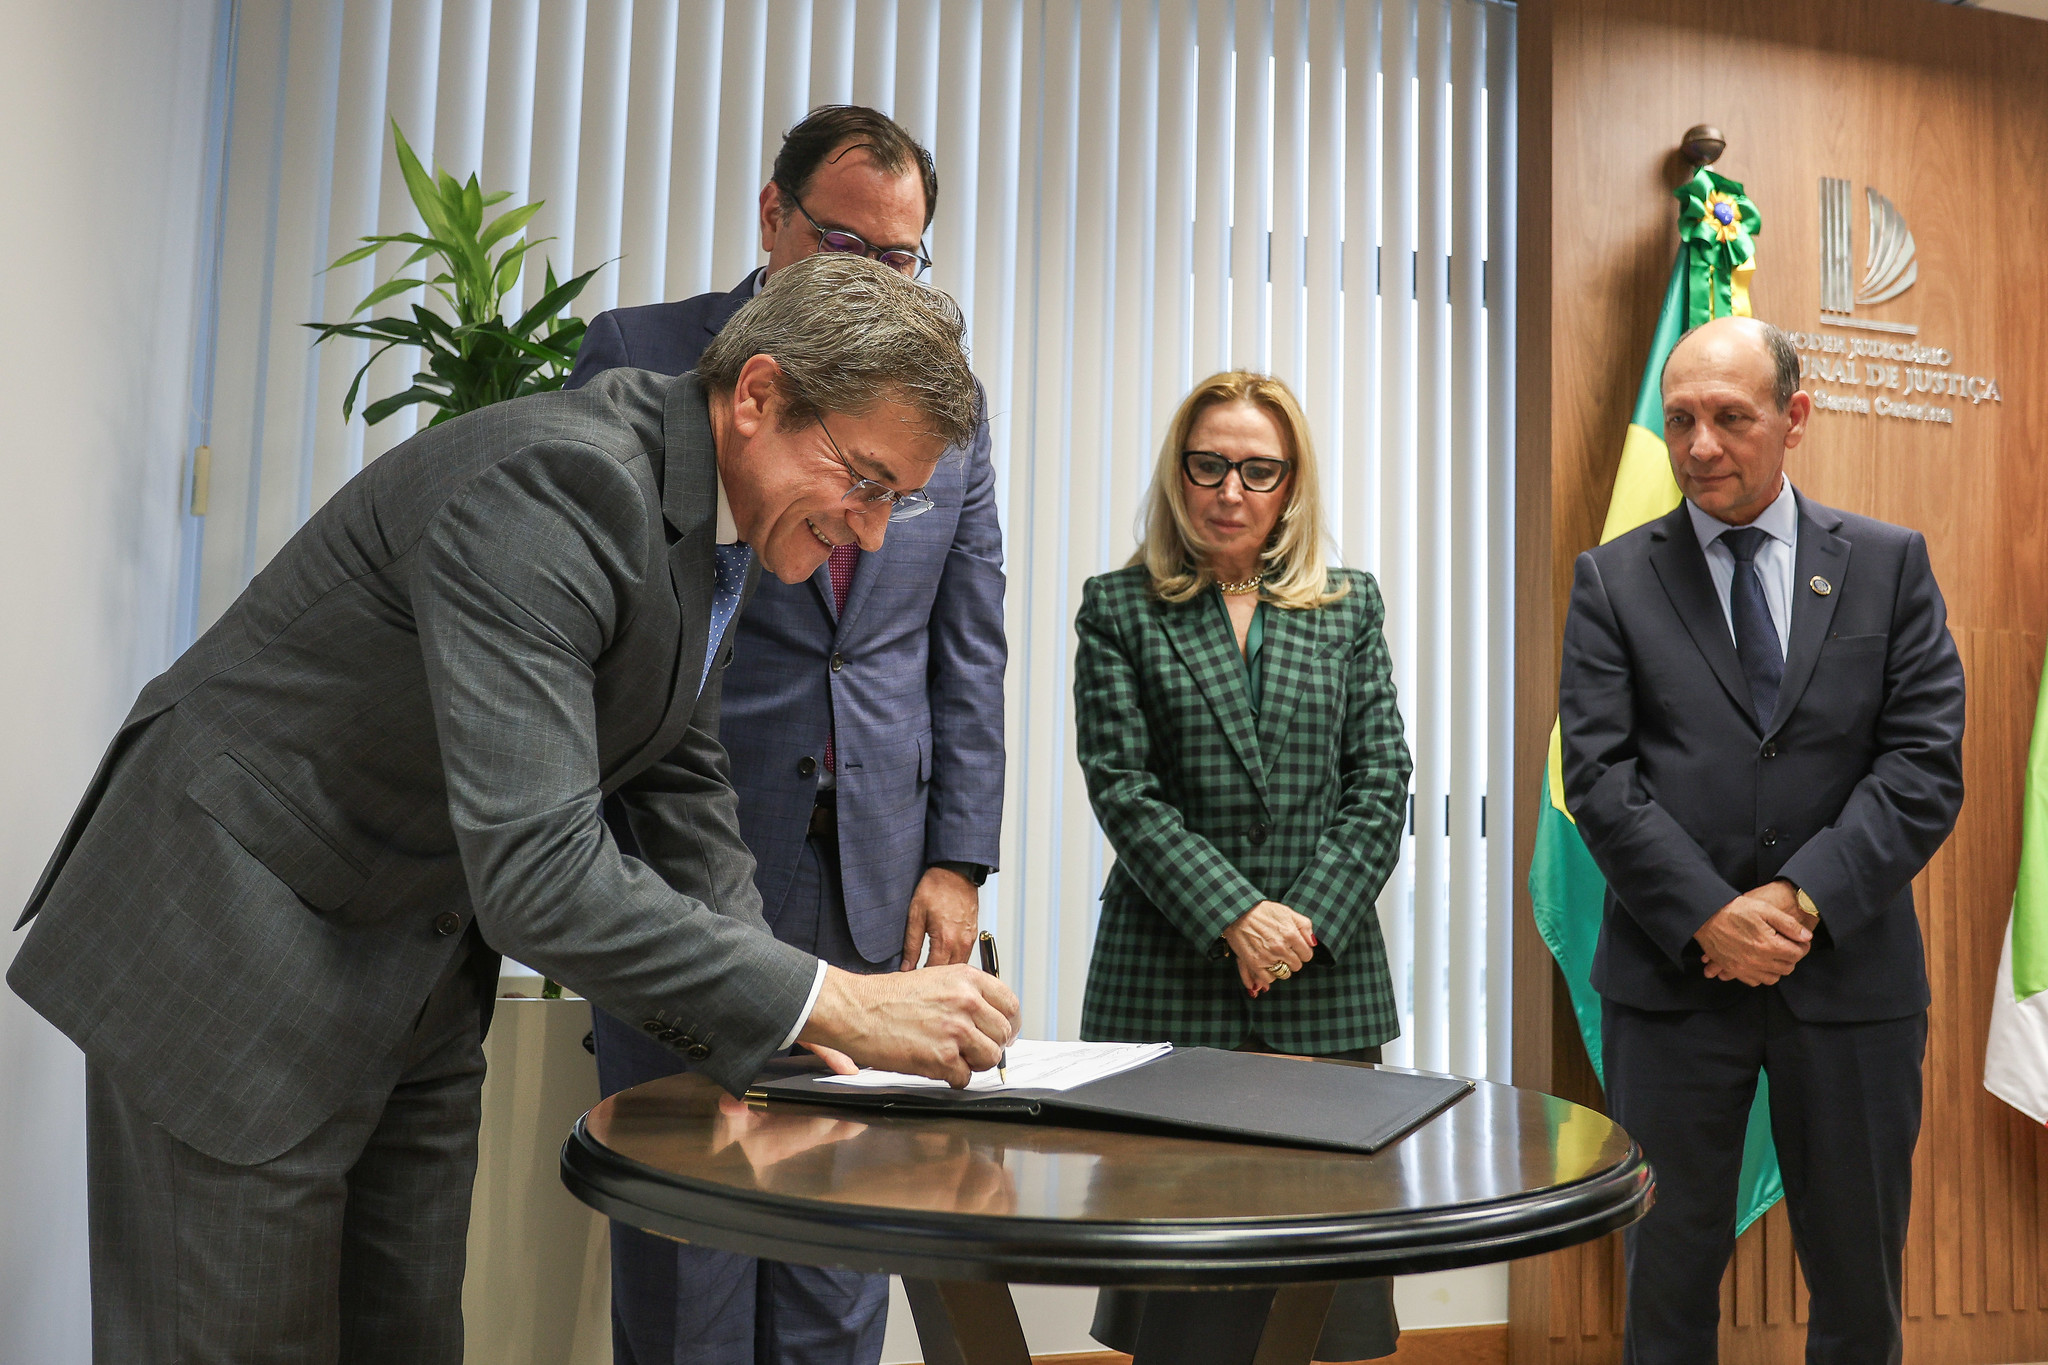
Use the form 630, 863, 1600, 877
561, 1065, 1650, 1365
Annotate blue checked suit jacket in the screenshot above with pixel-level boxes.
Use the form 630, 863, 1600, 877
568, 275, 1006, 962
1073, 566, 1411, 1054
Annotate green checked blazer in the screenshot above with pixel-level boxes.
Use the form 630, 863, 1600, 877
1073, 564, 1412, 1054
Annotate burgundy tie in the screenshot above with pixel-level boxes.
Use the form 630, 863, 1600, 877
823, 544, 859, 773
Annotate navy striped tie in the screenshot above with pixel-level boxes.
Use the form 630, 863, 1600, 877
1720, 526, 1782, 724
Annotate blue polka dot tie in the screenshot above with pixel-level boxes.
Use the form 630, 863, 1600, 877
1719, 526, 1783, 724
700, 543, 754, 695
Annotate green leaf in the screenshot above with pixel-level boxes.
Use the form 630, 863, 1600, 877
482, 189, 513, 207
480, 201, 544, 251
326, 240, 387, 270
510, 262, 609, 336
362, 384, 448, 426
411, 304, 460, 346
350, 277, 427, 315
391, 123, 452, 239
494, 330, 578, 365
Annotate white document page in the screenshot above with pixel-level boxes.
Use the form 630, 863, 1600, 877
814, 1038, 1172, 1093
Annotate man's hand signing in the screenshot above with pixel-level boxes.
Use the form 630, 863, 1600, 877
1696, 880, 1817, 986
798, 963, 1019, 1087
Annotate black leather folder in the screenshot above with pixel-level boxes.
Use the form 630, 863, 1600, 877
749, 1048, 1474, 1155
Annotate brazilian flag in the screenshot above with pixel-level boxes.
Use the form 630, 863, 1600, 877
1528, 167, 1783, 1236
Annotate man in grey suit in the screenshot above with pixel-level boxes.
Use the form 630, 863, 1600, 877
568, 106, 1006, 1365
1559, 316, 1965, 1362
6, 253, 1019, 1365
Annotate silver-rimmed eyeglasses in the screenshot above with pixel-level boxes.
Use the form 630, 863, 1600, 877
817, 416, 937, 522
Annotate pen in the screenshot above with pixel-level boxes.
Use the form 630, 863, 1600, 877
977, 930, 1009, 1083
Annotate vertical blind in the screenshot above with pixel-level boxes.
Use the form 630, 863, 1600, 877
196, 0, 1516, 1080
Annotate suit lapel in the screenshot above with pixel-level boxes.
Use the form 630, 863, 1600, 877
1646, 503, 1760, 726
1253, 604, 1316, 776
620, 374, 721, 779
809, 561, 838, 622
1158, 592, 1267, 800
1766, 493, 1849, 738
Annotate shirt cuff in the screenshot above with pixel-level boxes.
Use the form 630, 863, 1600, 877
775, 959, 830, 1051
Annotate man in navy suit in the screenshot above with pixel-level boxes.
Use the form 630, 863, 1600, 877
1559, 316, 1965, 1363
568, 105, 1006, 1365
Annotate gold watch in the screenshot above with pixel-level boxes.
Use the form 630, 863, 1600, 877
1791, 884, 1819, 920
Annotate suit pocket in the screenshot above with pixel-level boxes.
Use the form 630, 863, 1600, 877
185, 752, 368, 914
1821, 633, 1888, 656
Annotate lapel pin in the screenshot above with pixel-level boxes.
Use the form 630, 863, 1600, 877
1809, 575, 1832, 596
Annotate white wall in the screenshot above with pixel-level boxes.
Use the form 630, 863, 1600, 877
0, 2, 219, 1360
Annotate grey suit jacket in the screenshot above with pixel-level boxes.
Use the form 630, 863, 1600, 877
1559, 492, 1965, 1021
8, 370, 818, 1164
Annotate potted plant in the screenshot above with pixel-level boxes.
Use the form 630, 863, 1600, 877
307, 120, 605, 428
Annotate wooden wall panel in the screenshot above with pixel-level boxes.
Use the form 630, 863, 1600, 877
1511, 0, 2048, 1360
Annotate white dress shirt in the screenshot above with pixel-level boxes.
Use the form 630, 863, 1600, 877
1686, 478, 1799, 659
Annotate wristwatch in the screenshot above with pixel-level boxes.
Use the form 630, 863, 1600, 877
930, 860, 990, 887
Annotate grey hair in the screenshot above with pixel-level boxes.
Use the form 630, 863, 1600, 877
695, 253, 978, 450
1663, 317, 1802, 411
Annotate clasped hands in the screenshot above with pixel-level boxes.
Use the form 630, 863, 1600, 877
1223, 899, 1317, 997
1694, 879, 1819, 986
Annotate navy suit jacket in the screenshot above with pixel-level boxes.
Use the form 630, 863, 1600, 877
568, 275, 1006, 962
1558, 491, 1965, 1022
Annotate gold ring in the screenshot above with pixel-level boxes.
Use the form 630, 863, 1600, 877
1269, 962, 1291, 980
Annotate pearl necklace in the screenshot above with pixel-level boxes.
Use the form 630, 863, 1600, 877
1215, 572, 1264, 595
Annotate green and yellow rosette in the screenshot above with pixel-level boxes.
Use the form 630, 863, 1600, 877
1676, 166, 1760, 321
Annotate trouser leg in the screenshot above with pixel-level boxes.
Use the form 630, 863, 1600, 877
595, 819, 894, 1365
1602, 996, 1762, 1365
1761, 996, 1924, 1365
84, 935, 487, 1365
87, 1062, 349, 1365
337, 935, 491, 1364
756, 824, 893, 1365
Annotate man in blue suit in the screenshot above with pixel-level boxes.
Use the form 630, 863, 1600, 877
568, 105, 1007, 1365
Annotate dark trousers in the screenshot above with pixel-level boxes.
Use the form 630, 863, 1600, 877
84, 930, 493, 1365
1091, 1040, 1399, 1364
1603, 989, 1925, 1365
594, 813, 896, 1365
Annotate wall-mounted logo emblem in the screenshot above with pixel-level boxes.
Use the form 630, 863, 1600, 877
1819, 178, 1917, 335
1796, 175, 2003, 426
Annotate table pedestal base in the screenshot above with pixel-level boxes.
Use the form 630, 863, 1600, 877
903, 1280, 1336, 1365
902, 1278, 1032, 1365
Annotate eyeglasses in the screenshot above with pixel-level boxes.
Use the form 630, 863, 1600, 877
782, 189, 933, 278
1181, 450, 1291, 494
817, 416, 937, 522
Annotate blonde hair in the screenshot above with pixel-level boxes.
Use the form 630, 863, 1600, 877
1129, 371, 1346, 609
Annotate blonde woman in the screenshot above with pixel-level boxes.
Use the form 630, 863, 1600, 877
1074, 372, 1411, 1362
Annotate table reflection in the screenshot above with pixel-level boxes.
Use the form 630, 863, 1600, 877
587, 1072, 1634, 1226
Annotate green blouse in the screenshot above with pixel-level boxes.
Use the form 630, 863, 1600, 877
1210, 589, 1267, 713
